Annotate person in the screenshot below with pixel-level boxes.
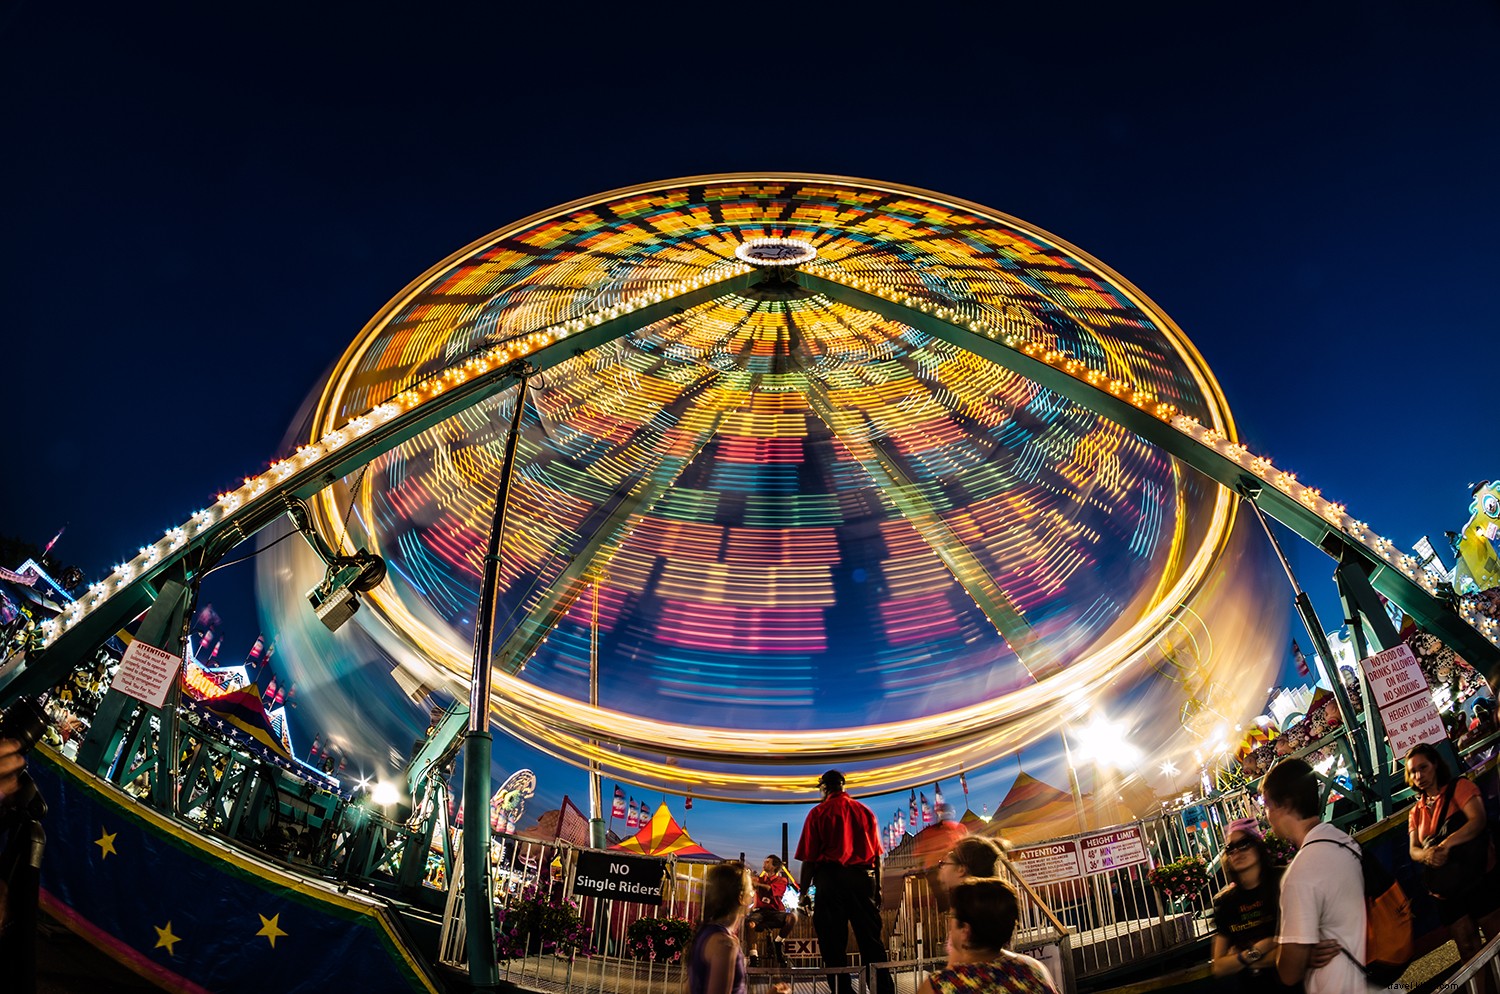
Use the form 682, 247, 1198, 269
688, 860, 753, 994
1405, 742, 1495, 961
1211, 817, 1299, 994
916, 877, 1057, 994
936, 836, 1006, 895
1261, 758, 1359, 994
747, 855, 796, 963
1461, 700, 1498, 748
914, 804, 972, 912
796, 769, 895, 994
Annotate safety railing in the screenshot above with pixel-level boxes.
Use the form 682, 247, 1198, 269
1445, 930, 1500, 994
442, 832, 1070, 994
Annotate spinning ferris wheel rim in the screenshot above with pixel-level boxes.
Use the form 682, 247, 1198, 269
303, 173, 1242, 784
318, 173, 1238, 445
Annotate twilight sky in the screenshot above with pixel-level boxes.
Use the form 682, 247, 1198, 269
3, 2, 1497, 857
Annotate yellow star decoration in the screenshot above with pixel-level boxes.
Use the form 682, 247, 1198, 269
95, 829, 118, 859
256, 913, 287, 949
154, 922, 181, 956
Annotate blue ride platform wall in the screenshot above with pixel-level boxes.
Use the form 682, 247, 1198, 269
28, 747, 440, 994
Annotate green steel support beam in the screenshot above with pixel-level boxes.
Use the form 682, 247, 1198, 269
793, 267, 1500, 679
74, 575, 190, 776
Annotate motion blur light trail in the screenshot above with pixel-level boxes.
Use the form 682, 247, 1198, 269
250, 175, 1286, 801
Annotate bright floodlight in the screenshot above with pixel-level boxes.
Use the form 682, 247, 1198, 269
1073, 715, 1142, 770
371, 781, 401, 807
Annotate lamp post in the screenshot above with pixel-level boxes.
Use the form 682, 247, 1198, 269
462, 360, 534, 992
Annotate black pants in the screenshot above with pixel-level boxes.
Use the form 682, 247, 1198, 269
812, 864, 894, 994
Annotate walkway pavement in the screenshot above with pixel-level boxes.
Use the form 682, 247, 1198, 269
23, 910, 1483, 994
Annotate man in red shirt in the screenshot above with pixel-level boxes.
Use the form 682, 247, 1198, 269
747, 855, 796, 962
795, 770, 894, 994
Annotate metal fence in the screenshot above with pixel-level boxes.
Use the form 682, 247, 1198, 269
437, 832, 1069, 994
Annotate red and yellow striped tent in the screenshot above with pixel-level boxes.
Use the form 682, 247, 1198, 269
610, 802, 718, 860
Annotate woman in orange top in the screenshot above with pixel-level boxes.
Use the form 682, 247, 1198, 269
1406, 742, 1495, 960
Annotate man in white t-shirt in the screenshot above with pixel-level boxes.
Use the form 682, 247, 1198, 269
1263, 758, 1369, 994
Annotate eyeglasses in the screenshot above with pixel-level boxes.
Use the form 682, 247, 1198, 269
939, 858, 961, 868
1224, 841, 1256, 854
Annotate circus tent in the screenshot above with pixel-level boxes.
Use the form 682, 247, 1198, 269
982, 771, 1142, 845
610, 802, 719, 861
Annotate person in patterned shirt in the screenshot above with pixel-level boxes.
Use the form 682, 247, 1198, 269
917, 877, 1056, 994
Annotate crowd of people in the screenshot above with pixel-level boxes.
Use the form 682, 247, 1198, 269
686, 769, 1058, 994
1208, 748, 1499, 994
682, 748, 1500, 994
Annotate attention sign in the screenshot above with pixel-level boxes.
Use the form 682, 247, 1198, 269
1010, 840, 1082, 884
110, 640, 181, 708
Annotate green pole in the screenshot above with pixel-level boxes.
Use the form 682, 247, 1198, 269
462, 361, 533, 990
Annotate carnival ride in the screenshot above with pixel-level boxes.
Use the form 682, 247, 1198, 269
3, 174, 1498, 992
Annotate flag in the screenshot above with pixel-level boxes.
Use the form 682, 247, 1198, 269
626, 799, 640, 829
42, 525, 65, 557
611, 785, 626, 819
1293, 639, 1311, 678
909, 790, 917, 828
959, 770, 969, 798
685, 794, 693, 810
920, 792, 932, 825
933, 783, 945, 812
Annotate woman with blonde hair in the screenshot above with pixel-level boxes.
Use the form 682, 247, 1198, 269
917, 877, 1057, 994
687, 860, 753, 994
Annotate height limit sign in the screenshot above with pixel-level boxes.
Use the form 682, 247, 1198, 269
1360, 642, 1444, 755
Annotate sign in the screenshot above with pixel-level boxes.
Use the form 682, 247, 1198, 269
1360, 643, 1428, 709
1181, 804, 1209, 832
571, 850, 666, 906
110, 640, 181, 708
1009, 841, 1082, 884
1359, 642, 1446, 753
784, 938, 820, 957
1080, 826, 1148, 873
1384, 692, 1447, 756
